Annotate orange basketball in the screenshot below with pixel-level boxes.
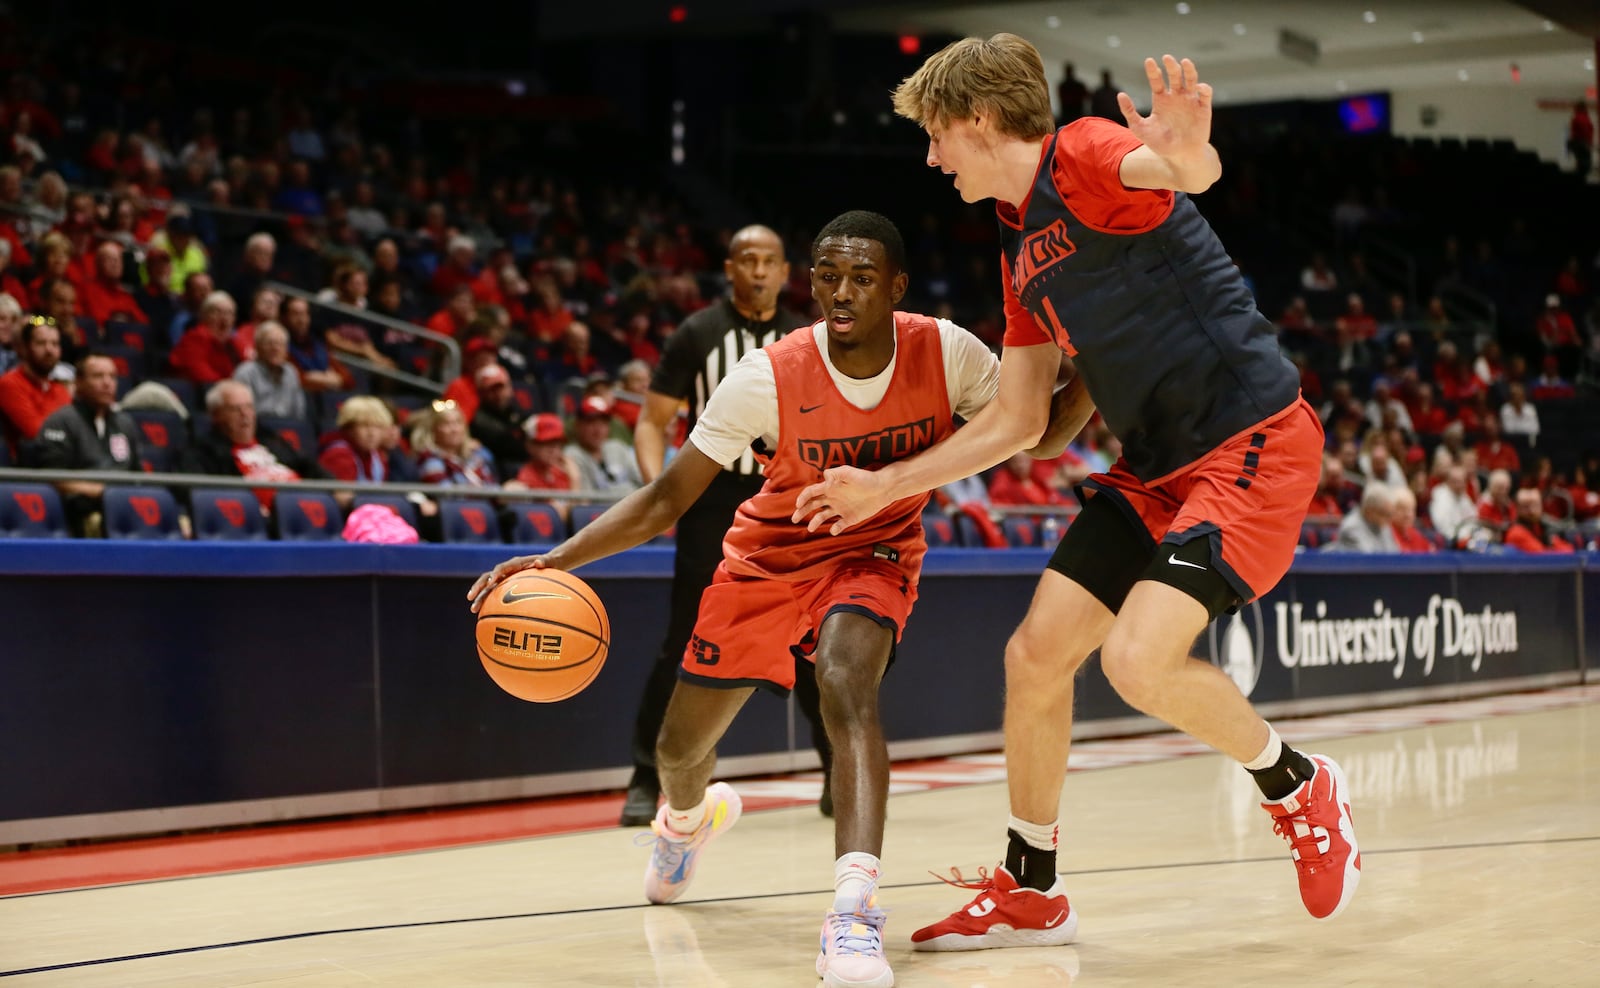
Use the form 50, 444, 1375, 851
475, 569, 611, 703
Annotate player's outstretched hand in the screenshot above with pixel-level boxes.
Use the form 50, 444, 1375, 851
467, 554, 548, 613
1118, 54, 1212, 159
792, 465, 893, 535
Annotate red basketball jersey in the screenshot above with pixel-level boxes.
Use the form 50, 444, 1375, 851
722, 312, 953, 583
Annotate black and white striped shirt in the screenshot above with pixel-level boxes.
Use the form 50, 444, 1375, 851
649, 296, 800, 476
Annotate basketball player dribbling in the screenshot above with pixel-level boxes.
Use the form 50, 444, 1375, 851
794, 38, 1361, 949
470, 210, 1090, 987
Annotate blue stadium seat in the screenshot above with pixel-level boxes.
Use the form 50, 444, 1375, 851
102, 486, 185, 540
260, 416, 317, 458
189, 412, 212, 440
1001, 515, 1040, 548
95, 343, 145, 385
190, 489, 269, 541
275, 491, 344, 541
155, 377, 200, 412
351, 492, 419, 529
439, 499, 501, 544
922, 510, 958, 547
953, 513, 983, 547
126, 409, 188, 456
509, 502, 566, 544
569, 502, 607, 532
104, 318, 152, 355
140, 446, 173, 473
0, 483, 68, 538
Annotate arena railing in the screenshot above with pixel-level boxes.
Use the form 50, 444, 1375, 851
266, 280, 462, 392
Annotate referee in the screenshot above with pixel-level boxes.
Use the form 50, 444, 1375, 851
621, 224, 833, 826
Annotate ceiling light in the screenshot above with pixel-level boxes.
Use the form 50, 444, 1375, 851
1411, 31, 1424, 43
1233, 23, 1246, 35
1046, 15, 1061, 28
1176, 2, 1191, 14
1586, 57, 1595, 71
1542, 19, 1554, 31
1336, 80, 1349, 92
1457, 69, 1469, 81
1362, 11, 1376, 23
1108, 35, 1122, 48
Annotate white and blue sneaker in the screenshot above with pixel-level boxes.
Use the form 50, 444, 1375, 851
642, 782, 742, 905
816, 881, 893, 988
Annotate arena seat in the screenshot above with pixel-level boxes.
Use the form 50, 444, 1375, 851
102, 486, 185, 540
260, 416, 317, 458
0, 483, 69, 538
922, 510, 958, 548
1001, 515, 1040, 548
508, 502, 566, 544
190, 489, 269, 541
569, 503, 607, 532
439, 499, 501, 544
275, 491, 344, 541
952, 512, 983, 547
126, 409, 188, 456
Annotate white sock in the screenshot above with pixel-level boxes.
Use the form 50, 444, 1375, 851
1007, 814, 1058, 852
834, 852, 881, 909
1243, 725, 1284, 771
664, 795, 707, 835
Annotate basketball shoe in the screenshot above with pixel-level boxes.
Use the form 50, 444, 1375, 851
910, 865, 1078, 952
817, 880, 893, 988
641, 782, 742, 905
1261, 752, 1360, 920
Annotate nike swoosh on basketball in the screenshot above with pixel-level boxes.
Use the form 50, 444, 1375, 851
1044, 910, 1068, 928
800, 403, 824, 414
502, 589, 570, 604
1167, 556, 1207, 571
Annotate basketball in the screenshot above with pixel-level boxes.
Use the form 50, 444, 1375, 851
476, 568, 611, 702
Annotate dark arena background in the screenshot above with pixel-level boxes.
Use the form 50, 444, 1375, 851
1, 2, 1598, 984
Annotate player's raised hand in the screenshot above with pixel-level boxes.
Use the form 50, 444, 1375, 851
467, 554, 548, 613
792, 465, 893, 535
1118, 55, 1213, 159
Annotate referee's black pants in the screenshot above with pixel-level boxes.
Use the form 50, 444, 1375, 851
628, 472, 833, 783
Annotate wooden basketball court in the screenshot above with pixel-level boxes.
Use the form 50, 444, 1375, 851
3, 686, 1596, 986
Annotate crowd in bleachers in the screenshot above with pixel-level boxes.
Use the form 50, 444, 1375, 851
0, 22, 1595, 551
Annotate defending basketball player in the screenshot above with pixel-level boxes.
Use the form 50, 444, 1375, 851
470, 210, 1087, 988
793, 39, 1361, 948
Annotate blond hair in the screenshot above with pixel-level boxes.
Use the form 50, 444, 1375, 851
337, 395, 393, 430
892, 33, 1054, 140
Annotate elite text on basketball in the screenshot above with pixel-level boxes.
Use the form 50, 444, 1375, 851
492, 627, 564, 656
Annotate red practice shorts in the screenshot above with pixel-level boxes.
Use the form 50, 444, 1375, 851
679, 558, 916, 694
1078, 398, 1323, 605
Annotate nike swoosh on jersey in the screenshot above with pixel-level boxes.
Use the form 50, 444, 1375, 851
800, 403, 824, 414
1167, 556, 1207, 571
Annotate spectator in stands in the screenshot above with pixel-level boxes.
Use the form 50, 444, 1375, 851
1567, 100, 1595, 178
565, 394, 640, 495
1276, 296, 1316, 343
611, 359, 652, 430
318, 263, 368, 310
1300, 252, 1338, 292
148, 213, 207, 294
346, 181, 386, 240
426, 284, 476, 339
1056, 62, 1087, 125
234, 287, 282, 360
1334, 293, 1377, 341
0, 239, 27, 312
1408, 381, 1449, 436
413, 399, 497, 487
274, 159, 324, 215
1536, 293, 1582, 378
1477, 469, 1515, 530
1499, 381, 1539, 440
1430, 465, 1478, 541
1089, 68, 1122, 123
549, 320, 599, 385
430, 235, 479, 299
226, 232, 277, 307
31, 352, 140, 534
0, 293, 22, 375
1359, 435, 1405, 489
1530, 354, 1576, 400
319, 396, 412, 483
167, 270, 213, 346
1472, 340, 1505, 393
1330, 483, 1400, 553
1503, 488, 1574, 553
504, 412, 579, 519
989, 450, 1070, 507
178, 380, 326, 511
168, 290, 239, 385
281, 295, 343, 392
1473, 415, 1520, 475
440, 337, 500, 420
1389, 488, 1435, 554
468, 363, 527, 471
1305, 455, 1352, 525
1364, 380, 1413, 435
0, 317, 70, 455
1432, 340, 1481, 405
233, 321, 306, 421
77, 242, 146, 331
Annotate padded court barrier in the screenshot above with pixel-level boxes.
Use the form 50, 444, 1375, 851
0, 543, 1592, 843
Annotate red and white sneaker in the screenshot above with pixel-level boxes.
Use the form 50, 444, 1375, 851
1262, 753, 1361, 920
910, 865, 1078, 952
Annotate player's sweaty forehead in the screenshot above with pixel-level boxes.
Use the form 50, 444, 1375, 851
812, 236, 886, 272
